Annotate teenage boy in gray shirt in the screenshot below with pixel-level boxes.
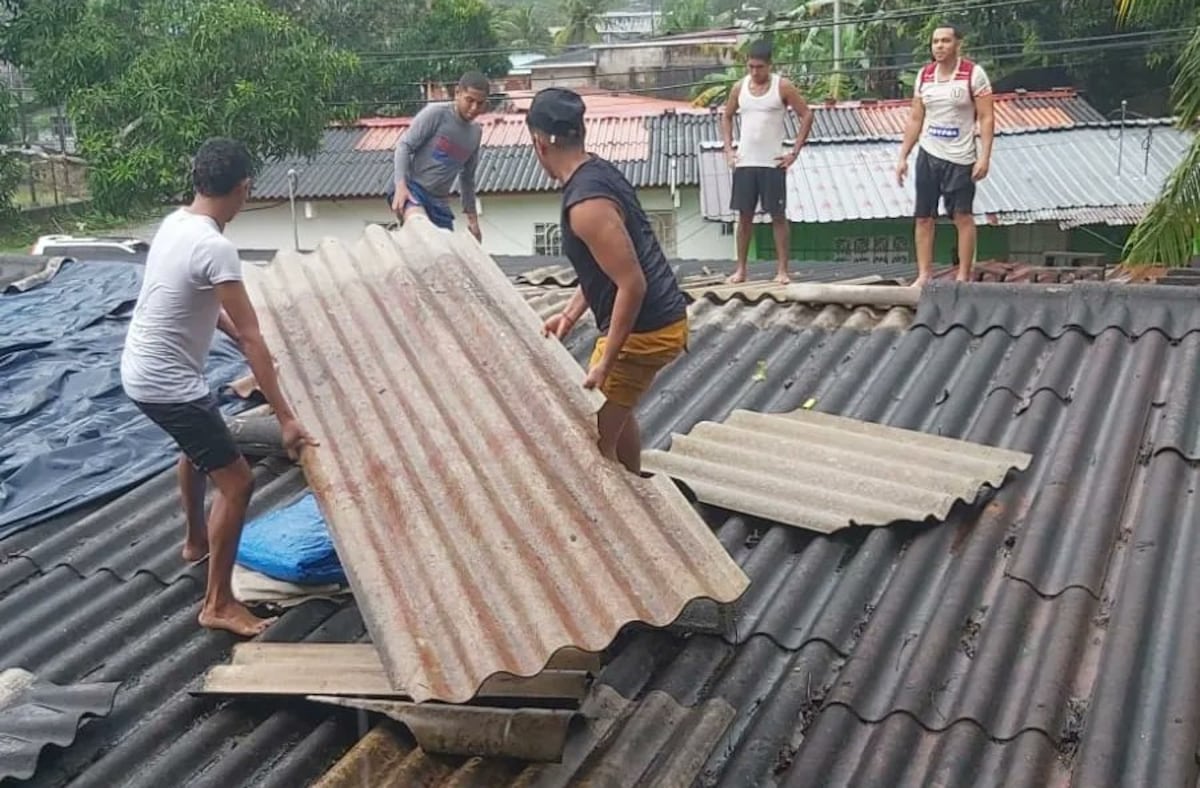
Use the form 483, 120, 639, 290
388, 71, 488, 241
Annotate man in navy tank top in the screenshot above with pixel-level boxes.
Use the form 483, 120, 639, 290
721, 40, 814, 285
527, 87, 689, 476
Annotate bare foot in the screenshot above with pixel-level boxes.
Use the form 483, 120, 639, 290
199, 602, 277, 637
725, 270, 747, 284
955, 273, 971, 283
910, 276, 930, 288
774, 272, 791, 285
182, 540, 209, 563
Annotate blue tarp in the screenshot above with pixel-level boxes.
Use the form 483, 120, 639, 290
236, 493, 345, 585
0, 260, 250, 536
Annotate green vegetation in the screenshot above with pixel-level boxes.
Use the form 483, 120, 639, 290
1118, 0, 1200, 264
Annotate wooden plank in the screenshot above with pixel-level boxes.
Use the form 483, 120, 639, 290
307, 697, 575, 762
198, 663, 588, 701
230, 642, 602, 673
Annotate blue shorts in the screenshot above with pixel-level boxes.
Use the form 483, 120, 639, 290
384, 180, 455, 231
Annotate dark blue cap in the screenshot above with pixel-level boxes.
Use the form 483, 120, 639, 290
526, 87, 586, 139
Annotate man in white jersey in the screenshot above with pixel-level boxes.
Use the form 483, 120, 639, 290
721, 39, 814, 285
122, 138, 315, 637
896, 24, 995, 285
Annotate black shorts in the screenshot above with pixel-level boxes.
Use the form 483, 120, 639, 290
915, 149, 975, 218
731, 167, 787, 218
132, 393, 241, 474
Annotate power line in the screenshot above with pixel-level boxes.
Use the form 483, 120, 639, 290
353, 0, 1045, 61
328, 32, 1189, 109
354, 24, 1190, 71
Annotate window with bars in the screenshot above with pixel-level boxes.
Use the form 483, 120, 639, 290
646, 210, 678, 257
533, 222, 562, 256
833, 235, 910, 265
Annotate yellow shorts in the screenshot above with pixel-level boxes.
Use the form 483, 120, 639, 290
589, 317, 688, 408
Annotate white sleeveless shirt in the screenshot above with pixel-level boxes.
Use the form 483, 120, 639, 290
736, 74, 786, 168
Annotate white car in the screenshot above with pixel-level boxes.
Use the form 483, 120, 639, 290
30, 234, 149, 258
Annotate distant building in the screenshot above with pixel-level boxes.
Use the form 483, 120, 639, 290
595, 10, 661, 42
529, 28, 741, 101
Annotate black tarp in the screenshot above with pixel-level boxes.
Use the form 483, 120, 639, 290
0, 260, 249, 536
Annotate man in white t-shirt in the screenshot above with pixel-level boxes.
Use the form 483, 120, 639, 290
721, 39, 814, 285
121, 138, 315, 637
896, 24, 995, 285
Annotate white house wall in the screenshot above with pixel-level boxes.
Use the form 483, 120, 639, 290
225, 187, 732, 261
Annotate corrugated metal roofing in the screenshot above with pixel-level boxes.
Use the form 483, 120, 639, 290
354, 115, 656, 162
699, 125, 1196, 225
0, 671, 119, 782
804, 90, 1107, 140
241, 224, 749, 703
8, 276, 1200, 787
252, 91, 1110, 201
642, 409, 1032, 532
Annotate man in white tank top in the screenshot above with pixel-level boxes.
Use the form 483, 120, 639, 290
721, 40, 814, 284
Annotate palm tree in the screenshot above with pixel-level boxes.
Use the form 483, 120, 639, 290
1118, 0, 1200, 265
494, 5, 552, 50
663, 0, 709, 36
554, 0, 608, 48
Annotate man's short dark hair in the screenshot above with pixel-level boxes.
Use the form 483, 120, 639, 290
934, 24, 963, 40
192, 138, 253, 198
747, 40, 772, 63
459, 71, 490, 94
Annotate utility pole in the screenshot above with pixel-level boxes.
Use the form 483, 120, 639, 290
832, 0, 842, 100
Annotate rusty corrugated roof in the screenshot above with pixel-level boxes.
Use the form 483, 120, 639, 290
241, 222, 750, 704
354, 114, 653, 162
642, 409, 1032, 532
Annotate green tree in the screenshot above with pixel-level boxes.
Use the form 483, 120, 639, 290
1118, 0, 1200, 264
269, 0, 510, 116
663, 0, 709, 35
0, 0, 147, 105
5, 0, 357, 213
494, 5, 552, 50
554, 0, 608, 48
0, 85, 19, 216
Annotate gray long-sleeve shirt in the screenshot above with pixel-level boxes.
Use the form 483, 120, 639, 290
392, 103, 482, 214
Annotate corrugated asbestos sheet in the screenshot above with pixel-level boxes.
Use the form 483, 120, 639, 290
303, 281, 1200, 787
0, 670, 119, 782
510, 259, 918, 289
241, 223, 749, 703
6, 277, 1200, 787
699, 125, 1196, 224
915, 281, 1200, 338
935, 261, 1108, 284
642, 409, 1032, 532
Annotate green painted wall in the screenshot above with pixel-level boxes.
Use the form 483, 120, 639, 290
753, 219, 1008, 264
750, 220, 1141, 266
1067, 226, 1130, 262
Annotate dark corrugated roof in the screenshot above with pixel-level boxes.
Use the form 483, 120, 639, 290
0, 671, 119, 782
915, 281, 1200, 338
7, 281, 1200, 786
